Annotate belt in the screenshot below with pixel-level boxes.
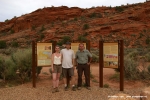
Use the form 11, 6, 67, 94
78, 63, 87, 65
53, 64, 61, 66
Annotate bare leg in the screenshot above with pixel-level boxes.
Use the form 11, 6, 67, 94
52, 73, 57, 88
63, 78, 67, 86
56, 73, 60, 87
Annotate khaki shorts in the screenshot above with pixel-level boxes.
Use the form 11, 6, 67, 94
53, 64, 62, 73
62, 68, 74, 78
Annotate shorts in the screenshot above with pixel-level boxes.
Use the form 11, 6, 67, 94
53, 64, 62, 73
62, 68, 74, 78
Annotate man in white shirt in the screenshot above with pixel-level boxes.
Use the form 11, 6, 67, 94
61, 42, 76, 91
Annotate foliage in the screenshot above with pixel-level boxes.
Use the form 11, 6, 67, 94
0, 56, 17, 82
115, 6, 124, 12
11, 41, 19, 48
103, 84, 109, 88
62, 36, 71, 43
146, 38, 150, 44
39, 25, 45, 32
77, 35, 87, 42
124, 57, 140, 80
10, 29, 15, 34
0, 40, 7, 49
109, 72, 120, 81
11, 48, 32, 83
91, 53, 99, 63
83, 24, 89, 30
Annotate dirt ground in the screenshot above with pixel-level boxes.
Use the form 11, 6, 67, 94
27, 63, 147, 90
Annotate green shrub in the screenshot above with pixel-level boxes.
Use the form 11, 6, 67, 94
11, 41, 19, 48
115, 6, 124, 12
77, 35, 87, 42
83, 24, 89, 30
103, 84, 109, 88
0, 56, 17, 82
91, 53, 99, 63
62, 36, 71, 44
124, 57, 140, 80
11, 48, 32, 83
36, 67, 42, 77
89, 12, 96, 18
10, 29, 15, 34
39, 25, 45, 32
146, 38, 150, 44
0, 40, 7, 49
109, 72, 120, 81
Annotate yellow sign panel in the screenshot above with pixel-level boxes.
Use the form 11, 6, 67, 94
103, 43, 118, 68
37, 43, 52, 66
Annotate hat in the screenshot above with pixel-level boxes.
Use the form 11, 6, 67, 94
66, 42, 71, 45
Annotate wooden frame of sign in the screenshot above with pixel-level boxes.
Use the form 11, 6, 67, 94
99, 40, 124, 91
32, 41, 56, 88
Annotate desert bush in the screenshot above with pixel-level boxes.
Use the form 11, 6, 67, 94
124, 57, 140, 80
0, 40, 7, 49
109, 72, 120, 81
10, 29, 15, 34
36, 67, 42, 77
11, 41, 19, 48
115, 6, 124, 12
83, 24, 89, 30
0, 47, 17, 55
77, 35, 87, 42
11, 48, 32, 83
0, 56, 17, 82
103, 83, 109, 88
39, 25, 45, 32
91, 53, 99, 63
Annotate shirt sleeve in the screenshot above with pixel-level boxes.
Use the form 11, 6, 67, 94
87, 50, 92, 57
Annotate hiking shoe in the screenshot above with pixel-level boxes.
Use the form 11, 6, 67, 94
52, 88, 56, 93
55, 87, 59, 92
86, 87, 91, 90
72, 86, 76, 91
64, 86, 68, 91
77, 87, 81, 90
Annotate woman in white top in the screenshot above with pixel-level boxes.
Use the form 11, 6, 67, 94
51, 45, 62, 93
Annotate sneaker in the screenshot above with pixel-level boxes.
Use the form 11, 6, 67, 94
55, 87, 59, 92
72, 86, 76, 91
77, 87, 81, 90
86, 87, 91, 90
52, 88, 56, 93
64, 86, 68, 91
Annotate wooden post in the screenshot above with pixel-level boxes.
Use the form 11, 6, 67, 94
120, 40, 124, 91
86, 40, 91, 86
32, 41, 36, 88
99, 41, 103, 87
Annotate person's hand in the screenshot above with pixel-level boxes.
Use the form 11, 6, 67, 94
51, 67, 54, 73
87, 62, 90, 65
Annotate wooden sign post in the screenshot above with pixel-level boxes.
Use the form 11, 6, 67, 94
32, 41, 56, 88
99, 40, 124, 91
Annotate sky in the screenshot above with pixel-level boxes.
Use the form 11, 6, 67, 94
0, 0, 146, 22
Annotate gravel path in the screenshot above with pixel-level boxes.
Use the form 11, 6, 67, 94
0, 85, 143, 100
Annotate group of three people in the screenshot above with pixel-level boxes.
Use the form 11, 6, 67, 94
51, 42, 92, 93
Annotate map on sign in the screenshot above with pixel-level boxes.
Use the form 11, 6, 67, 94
103, 43, 118, 68
37, 43, 52, 66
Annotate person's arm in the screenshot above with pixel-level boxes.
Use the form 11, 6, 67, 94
87, 50, 92, 65
51, 53, 54, 72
